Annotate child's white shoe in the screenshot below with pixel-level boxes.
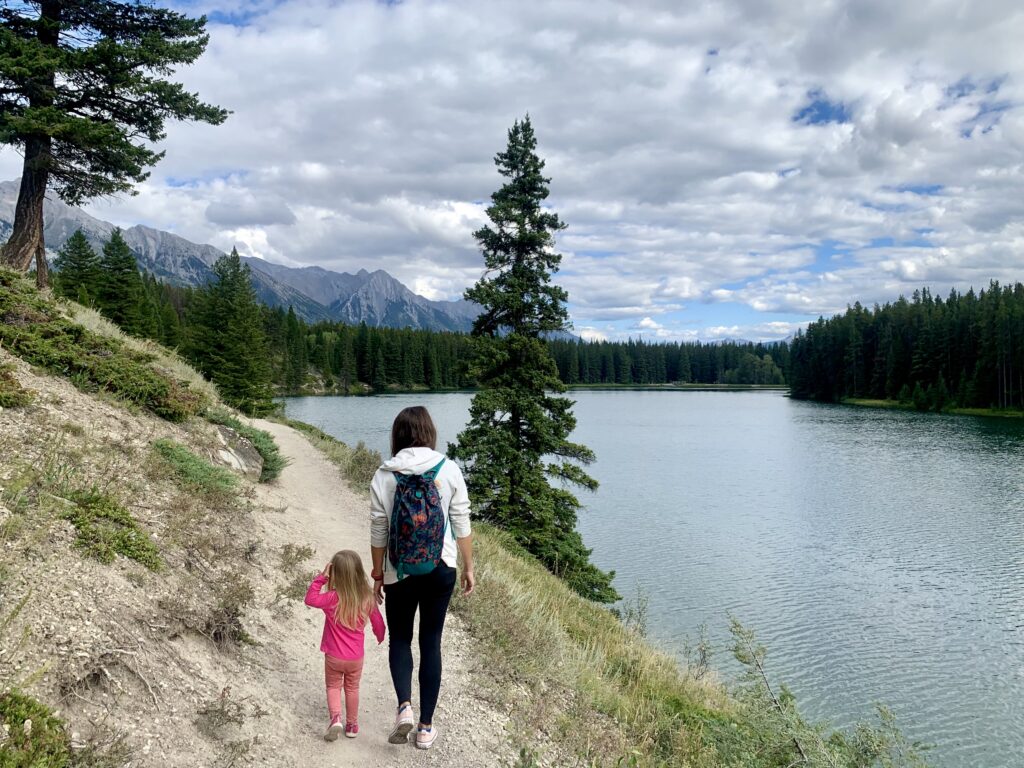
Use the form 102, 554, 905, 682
324, 716, 343, 741
389, 704, 415, 744
415, 725, 438, 750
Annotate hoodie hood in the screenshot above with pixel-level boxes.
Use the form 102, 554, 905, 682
380, 446, 447, 475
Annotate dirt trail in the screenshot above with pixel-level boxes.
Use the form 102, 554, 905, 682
243, 419, 510, 768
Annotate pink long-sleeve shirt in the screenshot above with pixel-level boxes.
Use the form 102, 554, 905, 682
304, 574, 385, 660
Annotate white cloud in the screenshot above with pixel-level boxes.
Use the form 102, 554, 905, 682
2, 0, 1022, 333
576, 326, 610, 342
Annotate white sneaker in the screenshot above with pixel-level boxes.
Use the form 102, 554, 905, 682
415, 725, 438, 750
324, 716, 343, 742
389, 704, 415, 744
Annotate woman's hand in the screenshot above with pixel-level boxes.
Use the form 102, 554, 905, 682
461, 569, 475, 596
374, 579, 384, 604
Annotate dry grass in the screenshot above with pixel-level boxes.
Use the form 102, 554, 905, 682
457, 525, 730, 767
64, 300, 221, 409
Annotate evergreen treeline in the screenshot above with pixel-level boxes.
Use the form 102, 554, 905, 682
52, 228, 793, 404
548, 338, 788, 386
790, 282, 1024, 411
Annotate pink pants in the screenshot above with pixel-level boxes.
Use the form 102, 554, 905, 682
324, 655, 363, 724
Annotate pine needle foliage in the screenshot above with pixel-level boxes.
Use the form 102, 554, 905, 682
451, 117, 618, 603
185, 249, 274, 415
52, 230, 102, 305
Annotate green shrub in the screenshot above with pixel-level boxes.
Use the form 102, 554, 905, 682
0, 690, 133, 767
0, 363, 33, 408
0, 690, 71, 766
205, 408, 288, 482
152, 438, 238, 495
0, 269, 206, 421
62, 489, 162, 570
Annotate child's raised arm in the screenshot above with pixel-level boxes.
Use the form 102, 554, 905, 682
304, 571, 335, 609
369, 603, 386, 644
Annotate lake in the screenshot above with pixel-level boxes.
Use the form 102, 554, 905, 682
282, 390, 1024, 767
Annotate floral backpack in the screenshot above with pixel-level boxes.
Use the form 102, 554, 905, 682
388, 459, 447, 579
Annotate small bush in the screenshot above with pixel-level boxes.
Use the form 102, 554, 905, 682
0, 269, 206, 421
205, 409, 288, 482
62, 489, 162, 570
273, 543, 315, 605
152, 438, 238, 496
207, 578, 256, 646
0, 690, 71, 766
195, 687, 268, 739
0, 362, 33, 408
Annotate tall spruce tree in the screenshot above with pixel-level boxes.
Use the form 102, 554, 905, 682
52, 229, 101, 303
96, 229, 143, 333
186, 249, 273, 414
451, 117, 617, 603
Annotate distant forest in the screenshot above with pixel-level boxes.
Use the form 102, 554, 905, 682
789, 282, 1024, 410
264, 308, 789, 392
49, 230, 789, 394
58, 228, 1024, 411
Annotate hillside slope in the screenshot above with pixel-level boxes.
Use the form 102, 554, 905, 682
0, 275, 508, 767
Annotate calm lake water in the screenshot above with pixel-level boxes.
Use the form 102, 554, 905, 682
283, 391, 1024, 767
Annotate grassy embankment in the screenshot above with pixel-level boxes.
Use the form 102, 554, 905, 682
0, 269, 292, 766
281, 418, 929, 768
841, 397, 1024, 419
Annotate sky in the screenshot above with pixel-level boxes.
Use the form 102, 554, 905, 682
3, 0, 1024, 342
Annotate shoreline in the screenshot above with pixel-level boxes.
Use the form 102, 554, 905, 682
839, 397, 1024, 419
278, 383, 791, 398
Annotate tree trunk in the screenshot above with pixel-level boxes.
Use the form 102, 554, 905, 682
35, 242, 50, 289
0, 140, 50, 276
0, 0, 60, 286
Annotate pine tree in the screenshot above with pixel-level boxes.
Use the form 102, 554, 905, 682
0, 1, 227, 285
96, 229, 143, 334
451, 117, 617, 603
186, 249, 273, 414
52, 230, 101, 303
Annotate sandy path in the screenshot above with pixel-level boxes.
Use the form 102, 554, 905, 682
243, 419, 510, 768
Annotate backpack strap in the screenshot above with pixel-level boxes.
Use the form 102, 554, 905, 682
422, 459, 445, 480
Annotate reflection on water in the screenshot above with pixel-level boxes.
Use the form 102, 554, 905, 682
283, 391, 1024, 768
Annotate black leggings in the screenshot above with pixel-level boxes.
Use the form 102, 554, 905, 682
383, 564, 457, 725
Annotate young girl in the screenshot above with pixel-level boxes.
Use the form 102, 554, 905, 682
304, 550, 386, 741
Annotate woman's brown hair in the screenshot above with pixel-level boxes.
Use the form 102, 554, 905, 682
390, 406, 437, 456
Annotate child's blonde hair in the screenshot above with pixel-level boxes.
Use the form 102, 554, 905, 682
328, 550, 374, 629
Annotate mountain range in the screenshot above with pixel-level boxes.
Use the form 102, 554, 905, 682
0, 180, 480, 332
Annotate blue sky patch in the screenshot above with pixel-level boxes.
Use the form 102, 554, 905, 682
793, 91, 852, 125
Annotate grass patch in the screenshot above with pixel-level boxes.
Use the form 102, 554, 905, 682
65, 301, 220, 408
0, 362, 33, 408
282, 418, 381, 488
0, 269, 207, 421
152, 438, 238, 496
205, 408, 288, 482
61, 489, 162, 570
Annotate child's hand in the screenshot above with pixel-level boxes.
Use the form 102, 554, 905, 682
321, 563, 332, 578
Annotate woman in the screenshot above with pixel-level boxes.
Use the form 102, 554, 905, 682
370, 406, 475, 750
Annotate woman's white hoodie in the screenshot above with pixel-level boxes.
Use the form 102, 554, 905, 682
369, 447, 472, 586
